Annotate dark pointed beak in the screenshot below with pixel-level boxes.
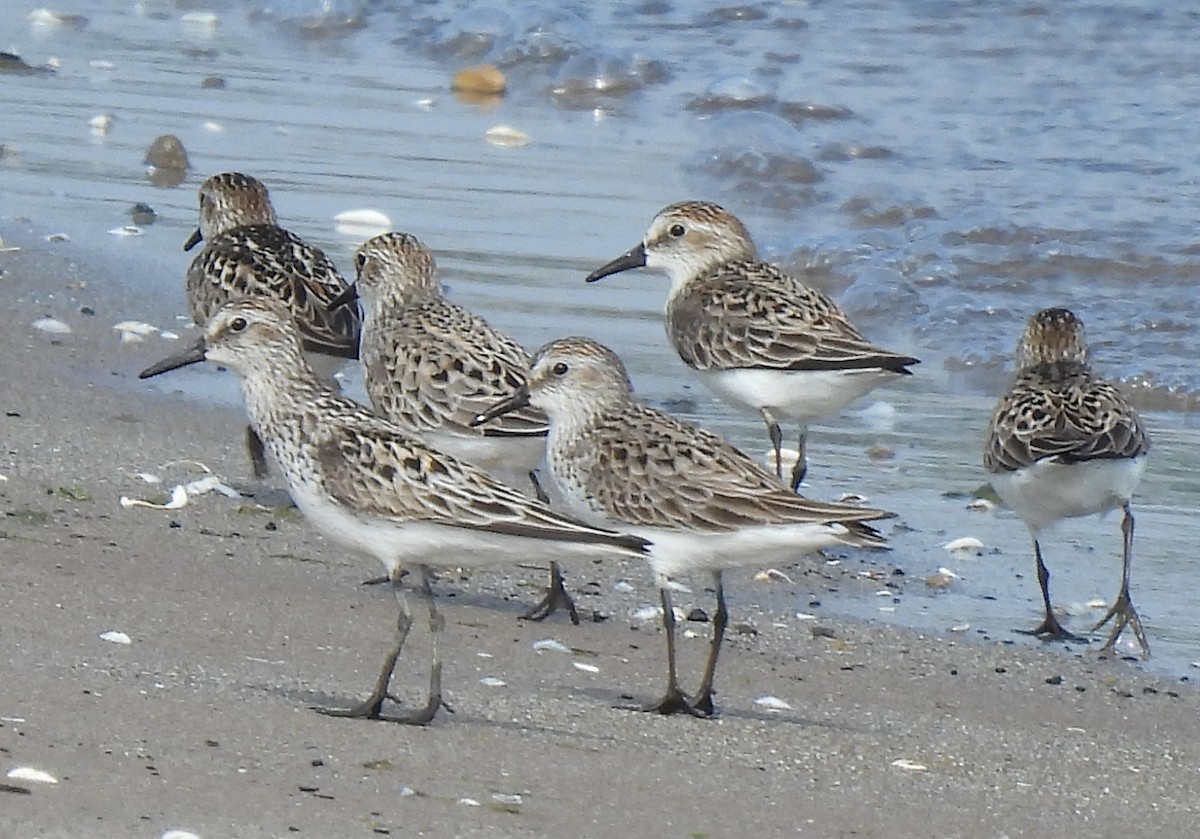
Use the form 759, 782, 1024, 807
471, 385, 531, 428
327, 282, 359, 312
138, 336, 208, 379
183, 227, 204, 252
584, 242, 647, 283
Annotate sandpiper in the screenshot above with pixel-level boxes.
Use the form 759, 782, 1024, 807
475, 336, 893, 717
584, 200, 918, 490
984, 307, 1150, 658
330, 231, 578, 623
183, 171, 360, 477
139, 299, 649, 724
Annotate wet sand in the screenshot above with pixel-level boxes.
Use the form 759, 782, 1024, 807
2, 234, 1198, 837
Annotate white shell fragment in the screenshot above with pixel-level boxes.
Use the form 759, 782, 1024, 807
7, 767, 58, 784
479, 677, 506, 687
120, 485, 188, 510
162, 832, 202, 839
99, 630, 131, 645
942, 536, 984, 554
180, 11, 219, 26
612, 580, 634, 593
114, 320, 158, 343
531, 638, 571, 654
492, 793, 523, 806
32, 317, 72, 335
891, 758, 928, 772
334, 209, 392, 237
485, 125, 529, 147
458, 798, 481, 807
754, 568, 793, 584
108, 226, 143, 238
754, 695, 792, 711
965, 498, 996, 512
89, 114, 114, 135
572, 662, 599, 673
201, 121, 224, 133
630, 605, 661, 622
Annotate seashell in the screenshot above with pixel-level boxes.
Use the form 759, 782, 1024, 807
491, 793, 522, 806
7, 767, 57, 784
965, 498, 996, 512
181, 11, 218, 26
108, 226, 143, 238
572, 662, 599, 673
479, 677, 506, 687
754, 568, 793, 584
531, 638, 571, 654
754, 695, 792, 711
458, 798, 481, 807
120, 484, 189, 510
942, 536, 984, 554
162, 832, 202, 839
452, 65, 506, 95
485, 125, 528, 147
32, 317, 71, 334
333, 209, 392, 237
891, 758, 927, 772
89, 114, 113, 135
201, 121, 223, 133
612, 580, 634, 593
630, 605, 661, 622
99, 630, 131, 645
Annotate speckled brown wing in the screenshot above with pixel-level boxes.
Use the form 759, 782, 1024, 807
313, 409, 646, 550
665, 260, 918, 373
365, 299, 548, 438
559, 404, 893, 537
983, 361, 1150, 474
186, 224, 360, 358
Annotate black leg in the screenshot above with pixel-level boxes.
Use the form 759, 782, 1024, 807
692, 572, 728, 717
1018, 537, 1086, 642
1094, 503, 1150, 659
388, 566, 448, 725
246, 425, 269, 479
316, 566, 412, 719
644, 588, 705, 717
761, 408, 783, 481
789, 426, 809, 491
521, 561, 580, 625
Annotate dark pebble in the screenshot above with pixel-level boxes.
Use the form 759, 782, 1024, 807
144, 134, 190, 170
686, 607, 709, 622
129, 203, 157, 225
1045, 675, 1063, 685
201, 76, 226, 89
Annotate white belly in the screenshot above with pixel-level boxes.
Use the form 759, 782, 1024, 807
420, 430, 546, 485
990, 455, 1147, 534
694, 366, 903, 423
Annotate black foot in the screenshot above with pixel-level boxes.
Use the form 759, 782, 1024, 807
1018, 616, 1088, 643
1094, 597, 1150, 659
690, 690, 717, 718
521, 567, 580, 625
642, 687, 707, 718
313, 695, 388, 720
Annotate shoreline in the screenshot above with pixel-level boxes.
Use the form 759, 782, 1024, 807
2, 230, 1198, 836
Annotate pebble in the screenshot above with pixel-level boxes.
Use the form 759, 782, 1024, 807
144, 134, 190, 170
452, 65, 506, 95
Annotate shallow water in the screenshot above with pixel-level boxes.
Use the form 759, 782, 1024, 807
3, 0, 1200, 677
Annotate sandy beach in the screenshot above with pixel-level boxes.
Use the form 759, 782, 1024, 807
1, 231, 1198, 838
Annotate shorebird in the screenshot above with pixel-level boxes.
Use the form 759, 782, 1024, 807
584, 200, 918, 490
984, 307, 1151, 658
183, 171, 360, 477
139, 299, 649, 725
475, 336, 893, 717
329, 231, 577, 623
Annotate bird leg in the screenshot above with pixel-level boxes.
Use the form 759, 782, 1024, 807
521, 561, 581, 625
789, 426, 809, 491
1019, 538, 1086, 642
1093, 503, 1150, 659
761, 408, 784, 481
519, 471, 580, 624
316, 566, 412, 719
387, 565, 450, 725
246, 425, 269, 479
644, 588, 705, 717
691, 572, 728, 717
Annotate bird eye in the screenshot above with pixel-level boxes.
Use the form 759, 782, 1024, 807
668, 223, 686, 238
552, 362, 568, 376
355, 252, 367, 271
229, 316, 248, 332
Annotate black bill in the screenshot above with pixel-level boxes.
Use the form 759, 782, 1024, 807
138, 336, 208, 379
583, 242, 647, 283
471, 385, 531, 427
